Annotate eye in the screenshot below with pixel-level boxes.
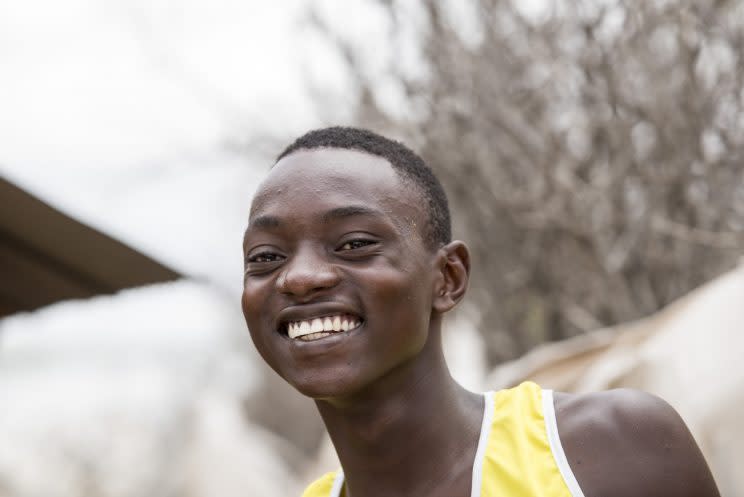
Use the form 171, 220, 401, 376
338, 239, 376, 251
246, 251, 285, 263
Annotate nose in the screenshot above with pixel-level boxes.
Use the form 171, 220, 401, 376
277, 244, 340, 299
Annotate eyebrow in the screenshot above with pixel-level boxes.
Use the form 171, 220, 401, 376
248, 215, 281, 230
320, 205, 386, 224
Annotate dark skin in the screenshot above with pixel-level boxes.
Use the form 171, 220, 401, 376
554, 389, 720, 497
242, 148, 720, 497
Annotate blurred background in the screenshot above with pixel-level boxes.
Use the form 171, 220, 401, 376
1, 0, 743, 496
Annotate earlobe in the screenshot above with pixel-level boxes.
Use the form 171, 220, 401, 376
432, 241, 470, 313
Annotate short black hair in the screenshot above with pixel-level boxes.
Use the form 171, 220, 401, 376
276, 126, 451, 249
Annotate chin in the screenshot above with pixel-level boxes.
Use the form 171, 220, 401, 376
288, 372, 368, 402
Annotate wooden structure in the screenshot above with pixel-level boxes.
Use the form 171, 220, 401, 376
0, 176, 181, 318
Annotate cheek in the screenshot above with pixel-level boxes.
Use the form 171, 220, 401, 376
241, 285, 258, 324
365, 264, 433, 330
241, 287, 284, 374
241, 282, 273, 339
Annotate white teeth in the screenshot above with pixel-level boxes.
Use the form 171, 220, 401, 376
286, 314, 362, 340
288, 322, 306, 339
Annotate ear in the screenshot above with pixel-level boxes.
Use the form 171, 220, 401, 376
432, 241, 471, 313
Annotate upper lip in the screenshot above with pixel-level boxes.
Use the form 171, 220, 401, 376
276, 302, 363, 332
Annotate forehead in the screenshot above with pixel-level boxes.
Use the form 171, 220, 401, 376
249, 148, 423, 227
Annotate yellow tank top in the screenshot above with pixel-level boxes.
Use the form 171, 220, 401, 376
300, 382, 586, 497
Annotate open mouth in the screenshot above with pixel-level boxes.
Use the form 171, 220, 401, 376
282, 313, 363, 341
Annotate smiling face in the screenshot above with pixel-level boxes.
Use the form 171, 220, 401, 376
241, 148, 441, 400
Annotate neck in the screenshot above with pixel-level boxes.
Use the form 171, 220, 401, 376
315, 326, 484, 497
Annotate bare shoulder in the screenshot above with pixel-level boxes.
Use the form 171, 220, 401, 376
552, 389, 720, 497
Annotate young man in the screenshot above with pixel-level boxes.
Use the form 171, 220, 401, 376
241, 127, 720, 497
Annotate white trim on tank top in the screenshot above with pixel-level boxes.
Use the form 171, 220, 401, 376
329, 470, 344, 497
469, 390, 495, 497
541, 389, 586, 497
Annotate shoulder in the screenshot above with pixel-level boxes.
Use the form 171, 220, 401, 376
552, 389, 719, 497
